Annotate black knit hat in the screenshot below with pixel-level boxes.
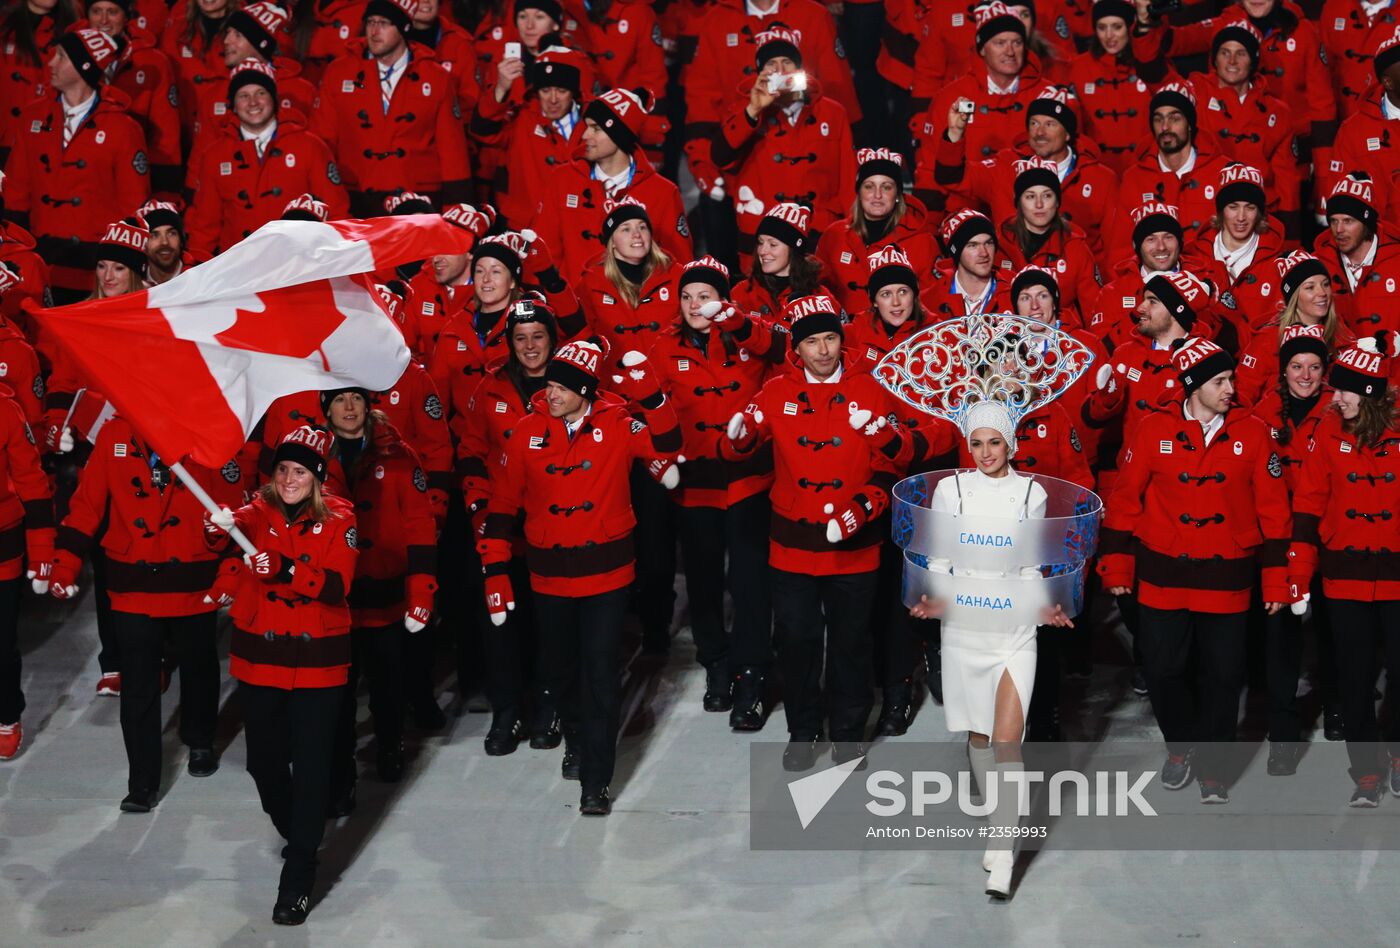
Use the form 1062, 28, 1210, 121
1277, 251, 1330, 305
227, 2, 287, 59
1145, 270, 1208, 331
505, 295, 558, 347
600, 196, 650, 244
855, 147, 904, 192
940, 209, 997, 265
755, 202, 812, 253
1026, 89, 1077, 141
137, 199, 185, 239
473, 233, 526, 280
546, 339, 604, 399
57, 28, 120, 91
754, 25, 803, 69
1131, 202, 1184, 253
1211, 22, 1261, 71
1326, 174, 1379, 228
365, 0, 412, 32
1011, 264, 1060, 308
1091, 0, 1134, 23
1013, 157, 1061, 202
1150, 81, 1197, 130
866, 245, 919, 297
975, 1, 1027, 51
273, 425, 330, 481
1172, 336, 1235, 396
320, 386, 371, 416
227, 58, 277, 106
1277, 325, 1330, 372
515, 0, 562, 23
1216, 163, 1266, 211
679, 256, 731, 298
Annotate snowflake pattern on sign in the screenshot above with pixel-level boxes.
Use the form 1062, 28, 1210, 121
872, 313, 1095, 435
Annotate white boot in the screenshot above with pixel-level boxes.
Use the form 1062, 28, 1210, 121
968, 742, 996, 870
983, 761, 1023, 899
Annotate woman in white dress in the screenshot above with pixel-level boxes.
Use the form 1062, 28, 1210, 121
910, 399, 1073, 899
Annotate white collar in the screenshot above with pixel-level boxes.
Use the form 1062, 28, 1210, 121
1383, 94, 1400, 121
563, 403, 592, 435
63, 90, 97, 119
1139, 264, 1178, 282
1158, 146, 1196, 177
804, 363, 843, 384
378, 46, 410, 76
1213, 231, 1259, 280
241, 119, 278, 150
781, 98, 803, 125
1055, 147, 1074, 179
746, 0, 780, 15
988, 74, 1019, 95
1183, 400, 1225, 445
1361, 0, 1392, 18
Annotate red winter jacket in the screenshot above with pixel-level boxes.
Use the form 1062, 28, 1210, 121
998, 217, 1102, 322
0, 384, 52, 582
324, 420, 437, 628
560, 0, 667, 103
457, 363, 537, 523
312, 42, 471, 202
158, 15, 228, 140
3, 90, 150, 295
647, 324, 774, 509
1311, 229, 1400, 343
1320, 0, 1398, 117
1234, 321, 1352, 410
186, 119, 349, 256
1252, 386, 1332, 496
295, 0, 369, 85
107, 38, 183, 196
0, 319, 44, 426
1098, 406, 1292, 613
0, 11, 57, 159
482, 390, 679, 596
528, 146, 691, 285
405, 270, 474, 364
578, 255, 681, 375
470, 96, 585, 229
1289, 411, 1400, 603
815, 196, 939, 313
188, 56, 320, 171
1181, 221, 1289, 345
917, 260, 1017, 320
54, 418, 247, 616
926, 135, 1118, 265
720, 361, 907, 575
0, 221, 48, 326
956, 399, 1094, 488
424, 299, 508, 421
1189, 73, 1301, 233
715, 82, 855, 257
218, 492, 359, 689
1082, 333, 1182, 475
366, 360, 453, 507
1067, 50, 1155, 174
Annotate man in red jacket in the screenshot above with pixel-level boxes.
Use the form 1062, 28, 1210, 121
712, 26, 856, 261
477, 339, 680, 816
137, 199, 188, 285
1327, 32, 1400, 235
2, 28, 149, 302
311, 0, 471, 215
529, 88, 691, 283
1099, 336, 1292, 804
722, 292, 909, 771
1088, 201, 1185, 350
920, 208, 1015, 319
1314, 174, 1400, 343
185, 59, 348, 256
1107, 81, 1232, 255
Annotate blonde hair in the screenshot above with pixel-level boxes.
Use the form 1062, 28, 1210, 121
1277, 289, 1340, 346
849, 192, 908, 244
605, 243, 672, 308
88, 266, 145, 300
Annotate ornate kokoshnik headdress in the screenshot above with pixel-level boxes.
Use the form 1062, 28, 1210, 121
872, 312, 1095, 433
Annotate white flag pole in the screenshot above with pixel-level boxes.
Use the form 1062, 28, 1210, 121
170, 461, 258, 556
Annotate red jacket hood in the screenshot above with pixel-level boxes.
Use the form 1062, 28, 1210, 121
0, 221, 39, 254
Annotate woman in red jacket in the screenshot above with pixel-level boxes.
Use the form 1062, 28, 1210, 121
577, 196, 681, 653
648, 257, 776, 724
457, 299, 556, 754
1235, 252, 1350, 409
48, 416, 247, 806
1066, 0, 1161, 174
842, 244, 937, 374
322, 390, 437, 815
997, 158, 1101, 324
1255, 325, 1340, 775
206, 425, 357, 926
0, 384, 54, 761
1289, 333, 1400, 807
730, 202, 829, 323
816, 148, 938, 314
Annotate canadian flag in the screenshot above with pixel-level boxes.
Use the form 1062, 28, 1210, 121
30, 215, 470, 467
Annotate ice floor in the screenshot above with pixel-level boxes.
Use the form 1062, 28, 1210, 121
2, 589, 1397, 947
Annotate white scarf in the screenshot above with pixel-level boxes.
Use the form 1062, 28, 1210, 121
1214, 231, 1259, 281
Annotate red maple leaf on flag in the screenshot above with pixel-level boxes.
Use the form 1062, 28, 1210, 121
215, 280, 349, 369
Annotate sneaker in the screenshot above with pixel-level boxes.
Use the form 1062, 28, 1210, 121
96, 673, 121, 697
1198, 779, 1228, 804
728, 667, 766, 732
874, 681, 912, 737
1131, 669, 1149, 697
579, 786, 611, 816
561, 743, 580, 782
1390, 758, 1400, 798
0, 721, 21, 760
529, 708, 562, 750
1267, 742, 1299, 777
1350, 775, 1383, 808
484, 712, 524, 756
1160, 751, 1192, 790
702, 662, 733, 713
272, 893, 310, 926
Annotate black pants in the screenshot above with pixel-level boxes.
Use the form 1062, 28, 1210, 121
872, 537, 923, 688
110, 610, 219, 795
1137, 605, 1248, 779
1330, 598, 1400, 779
1264, 578, 1335, 743
479, 557, 538, 714
1027, 625, 1060, 735
534, 587, 628, 792
240, 682, 344, 899
0, 578, 23, 723
837, 0, 887, 148
676, 494, 773, 670
92, 550, 120, 675
629, 464, 678, 639
332, 624, 406, 793
772, 568, 878, 741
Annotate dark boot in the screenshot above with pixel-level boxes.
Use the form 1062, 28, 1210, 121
484, 709, 523, 756
529, 692, 562, 750
728, 666, 767, 731
703, 661, 733, 712
874, 679, 912, 737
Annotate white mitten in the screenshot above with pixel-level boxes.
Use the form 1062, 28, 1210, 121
726, 411, 749, 442
210, 507, 235, 533
1095, 363, 1112, 391
709, 176, 726, 201
1290, 592, 1311, 617
58, 427, 75, 453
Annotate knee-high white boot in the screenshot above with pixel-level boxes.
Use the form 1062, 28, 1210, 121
985, 760, 1023, 898
968, 741, 997, 870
